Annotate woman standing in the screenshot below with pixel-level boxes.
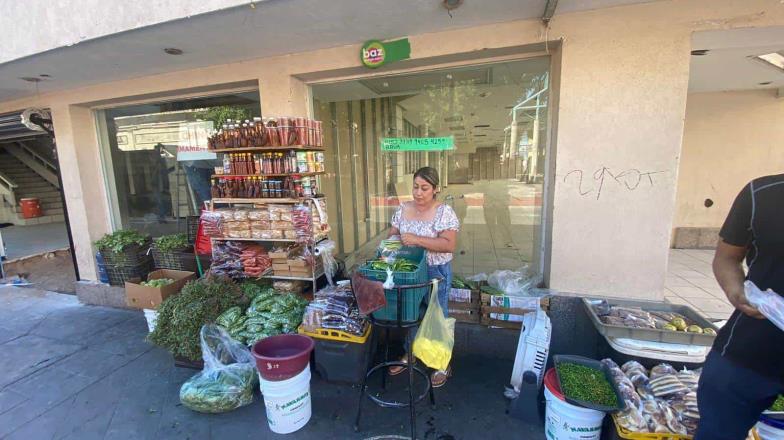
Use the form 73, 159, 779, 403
387, 167, 460, 387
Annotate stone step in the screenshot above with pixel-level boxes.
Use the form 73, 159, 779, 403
18, 182, 55, 191
15, 190, 61, 199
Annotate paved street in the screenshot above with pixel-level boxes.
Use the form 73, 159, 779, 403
0, 286, 539, 440
666, 249, 734, 321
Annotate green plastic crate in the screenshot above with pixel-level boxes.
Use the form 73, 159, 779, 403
358, 246, 429, 323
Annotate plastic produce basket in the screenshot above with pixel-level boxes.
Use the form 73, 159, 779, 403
611, 414, 692, 439
151, 246, 204, 272
99, 239, 152, 266
104, 257, 154, 286
358, 246, 428, 323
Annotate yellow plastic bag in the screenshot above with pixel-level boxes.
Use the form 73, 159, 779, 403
412, 279, 456, 371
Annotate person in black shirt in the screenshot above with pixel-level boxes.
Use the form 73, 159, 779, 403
695, 173, 784, 440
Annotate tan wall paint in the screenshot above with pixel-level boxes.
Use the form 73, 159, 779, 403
675, 90, 784, 230
2, 0, 784, 298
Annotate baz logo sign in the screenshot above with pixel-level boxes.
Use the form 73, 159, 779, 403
361, 39, 411, 69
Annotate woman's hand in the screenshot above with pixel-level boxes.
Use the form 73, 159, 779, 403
400, 233, 419, 247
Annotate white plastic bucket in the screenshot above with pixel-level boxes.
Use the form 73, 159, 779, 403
143, 309, 158, 333
756, 416, 784, 440
259, 367, 312, 434
544, 381, 604, 440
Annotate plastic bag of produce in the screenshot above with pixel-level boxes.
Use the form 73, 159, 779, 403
179, 325, 258, 413
413, 279, 456, 371
745, 280, 784, 331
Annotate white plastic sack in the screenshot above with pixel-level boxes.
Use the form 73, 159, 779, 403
745, 280, 784, 332
487, 266, 541, 296
179, 325, 258, 413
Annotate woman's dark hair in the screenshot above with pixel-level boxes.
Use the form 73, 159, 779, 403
413, 167, 440, 198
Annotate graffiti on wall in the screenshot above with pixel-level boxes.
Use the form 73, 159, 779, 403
563, 166, 667, 200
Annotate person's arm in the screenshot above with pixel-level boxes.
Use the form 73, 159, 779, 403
713, 240, 764, 319
388, 204, 403, 238
402, 230, 456, 253
714, 181, 764, 319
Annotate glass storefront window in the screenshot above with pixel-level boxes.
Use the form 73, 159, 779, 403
96, 91, 261, 237
312, 57, 550, 276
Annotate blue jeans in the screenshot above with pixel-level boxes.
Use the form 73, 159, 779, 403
695, 350, 783, 440
427, 262, 452, 318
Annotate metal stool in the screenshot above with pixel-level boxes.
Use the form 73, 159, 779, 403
353, 279, 437, 440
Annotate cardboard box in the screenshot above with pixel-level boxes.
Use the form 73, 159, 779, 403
125, 269, 196, 310
287, 259, 309, 268
272, 263, 290, 272
288, 267, 312, 276
269, 251, 289, 259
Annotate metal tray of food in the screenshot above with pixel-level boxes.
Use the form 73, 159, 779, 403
582, 298, 720, 346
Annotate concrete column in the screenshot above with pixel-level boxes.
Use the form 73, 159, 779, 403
50, 104, 112, 280
258, 71, 309, 117
547, 26, 692, 299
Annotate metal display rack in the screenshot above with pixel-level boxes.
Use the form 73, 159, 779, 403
208, 144, 329, 293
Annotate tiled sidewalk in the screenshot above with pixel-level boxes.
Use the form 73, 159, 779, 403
665, 249, 734, 321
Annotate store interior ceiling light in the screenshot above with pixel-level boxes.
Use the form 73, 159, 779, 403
752, 52, 784, 72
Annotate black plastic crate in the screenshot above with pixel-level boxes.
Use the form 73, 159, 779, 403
99, 239, 152, 266
152, 248, 211, 273
312, 327, 374, 384
104, 257, 154, 286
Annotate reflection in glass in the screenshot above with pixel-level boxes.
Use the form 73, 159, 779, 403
312, 58, 550, 277
97, 92, 261, 237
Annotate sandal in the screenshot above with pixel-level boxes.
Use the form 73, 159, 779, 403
388, 357, 415, 376
431, 366, 452, 388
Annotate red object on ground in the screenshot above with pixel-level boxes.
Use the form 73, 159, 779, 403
252, 334, 314, 381
19, 198, 42, 219
544, 368, 565, 401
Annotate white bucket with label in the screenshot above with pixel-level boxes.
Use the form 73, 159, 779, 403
543, 369, 604, 440
259, 367, 312, 434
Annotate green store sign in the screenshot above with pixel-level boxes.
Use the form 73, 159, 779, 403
381, 137, 455, 152
361, 38, 411, 69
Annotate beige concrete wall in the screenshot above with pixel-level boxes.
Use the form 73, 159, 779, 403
0, 0, 248, 64
674, 90, 784, 232
2, 0, 784, 298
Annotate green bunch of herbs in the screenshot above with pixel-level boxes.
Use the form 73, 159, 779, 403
94, 229, 149, 253
149, 277, 251, 361
557, 362, 619, 407
152, 233, 190, 253
771, 395, 784, 412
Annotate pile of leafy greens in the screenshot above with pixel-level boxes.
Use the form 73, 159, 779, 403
149, 277, 251, 361
152, 233, 190, 253
94, 229, 148, 253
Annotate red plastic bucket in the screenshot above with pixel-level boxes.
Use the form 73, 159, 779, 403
19, 198, 42, 219
543, 368, 565, 401
252, 334, 314, 381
